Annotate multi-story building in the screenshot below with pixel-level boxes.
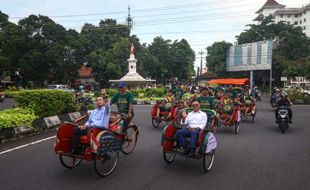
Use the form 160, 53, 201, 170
254, 0, 310, 37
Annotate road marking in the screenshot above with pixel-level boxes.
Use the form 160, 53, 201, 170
0, 136, 56, 156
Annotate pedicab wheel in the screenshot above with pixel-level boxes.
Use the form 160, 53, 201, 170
59, 155, 82, 169
94, 151, 119, 177
122, 126, 138, 154
152, 118, 160, 128
234, 123, 239, 134
203, 150, 215, 172
251, 115, 255, 123
163, 150, 176, 164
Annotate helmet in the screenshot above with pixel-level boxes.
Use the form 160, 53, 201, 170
79, 86, 84, 90
281, 92, 288, 97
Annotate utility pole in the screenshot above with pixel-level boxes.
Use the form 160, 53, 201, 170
198, 50, 205, 76
126, 5, 133, 35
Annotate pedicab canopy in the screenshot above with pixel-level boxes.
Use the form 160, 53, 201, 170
207, 78, 249, 86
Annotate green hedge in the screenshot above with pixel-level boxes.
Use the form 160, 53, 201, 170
106, 88, 166, 98
6, 90, 77, 118
0, 108, 38, 129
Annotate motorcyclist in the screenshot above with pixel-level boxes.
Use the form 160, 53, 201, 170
77, 85, 86, 102
275, 92, 292, 123
271, 88, 281, 105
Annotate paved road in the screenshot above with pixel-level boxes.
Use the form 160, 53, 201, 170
0, 99, 309, 190
0, 98, 17, 111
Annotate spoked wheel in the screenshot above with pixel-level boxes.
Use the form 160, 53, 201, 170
122, 126, 138, 154
59, 155, 82, 169
234, 122, 239, 134
203, 150, 215, 172
94, 151, 119, 177
152, 118, 161, 128
163, 150, 176, 164
251, 114, 255, 123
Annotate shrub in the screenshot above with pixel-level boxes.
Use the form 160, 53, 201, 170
145, 88, 166, 97
107, 89, 118, 97
0, 108, 38, 129
8, 90, 77, 118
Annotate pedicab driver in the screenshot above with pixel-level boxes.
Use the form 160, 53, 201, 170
110, 82, 134, 129
176, 100, 208, 156
70, 96, 110, 154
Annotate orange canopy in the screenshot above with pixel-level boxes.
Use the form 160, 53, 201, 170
208, 78, 249, 85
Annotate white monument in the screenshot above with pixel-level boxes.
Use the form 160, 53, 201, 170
109, 43, 155, 87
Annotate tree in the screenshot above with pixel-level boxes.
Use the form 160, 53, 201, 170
206, 41, 232, 77
236, 15, 310, 85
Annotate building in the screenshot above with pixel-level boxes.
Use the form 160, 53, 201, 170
254, 0, 310, 36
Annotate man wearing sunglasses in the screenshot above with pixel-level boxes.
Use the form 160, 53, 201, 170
111, 82, 134, 129
176, 100, 208, 156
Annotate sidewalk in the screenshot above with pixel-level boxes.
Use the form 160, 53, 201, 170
0, 111, 86, 143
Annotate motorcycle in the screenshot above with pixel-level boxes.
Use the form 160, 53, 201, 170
77, 97, 94, 111
255, 90, 261, 102
0, 86, 4, 103
276, 106, 290, 133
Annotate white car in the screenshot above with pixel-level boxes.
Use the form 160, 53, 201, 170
283, 86, 310, 96
48, 84, 75, 93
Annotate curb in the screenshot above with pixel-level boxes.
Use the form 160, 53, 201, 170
0, 111, 86, 143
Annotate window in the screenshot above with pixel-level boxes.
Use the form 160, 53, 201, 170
295, 14, 298, 17
280, 14, 283, 18
287, 14, 291, 18
304, 26, 306, 30
287, 21, 291, 24
300, 20, 302, 24
294, 21, 298, 25
304, 18, 306, 22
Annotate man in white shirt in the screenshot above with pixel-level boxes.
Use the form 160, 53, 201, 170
176, 100, 208, 156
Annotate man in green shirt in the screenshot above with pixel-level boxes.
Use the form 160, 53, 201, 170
197, 87, 215, 110
227, 85, 238, 100
173, 84, 184, 101
111, 82, 134, 129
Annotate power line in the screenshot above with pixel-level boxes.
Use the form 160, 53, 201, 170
9, 0, 247, 19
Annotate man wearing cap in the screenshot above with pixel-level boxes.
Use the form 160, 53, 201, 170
111, 82, 135, 129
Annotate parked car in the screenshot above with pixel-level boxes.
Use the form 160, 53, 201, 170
283, 86, 310, 96
48, 84, 75, 93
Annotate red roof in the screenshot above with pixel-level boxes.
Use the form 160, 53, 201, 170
79, 65, 93, 78
208, 78, 249, 85
263, 0, 282, 6
256, 0, 285, 13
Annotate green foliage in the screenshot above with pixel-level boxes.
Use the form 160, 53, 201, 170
0, 108, 38, 129
206, 41, 232, 77
235, 15, 310, 85
145, 88, 166, 97
9, 90, 77, 118
107, 89, 118, 96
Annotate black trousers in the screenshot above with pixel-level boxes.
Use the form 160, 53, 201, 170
71, 127, 89, 151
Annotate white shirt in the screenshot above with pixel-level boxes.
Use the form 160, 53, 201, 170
184, 110, 208, 130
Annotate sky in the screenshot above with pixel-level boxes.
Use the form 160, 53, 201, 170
0, 0, 309, 69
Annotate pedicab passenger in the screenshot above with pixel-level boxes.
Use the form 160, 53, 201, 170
70, 96, 110, 154
156, 89, 175, 120
240, 89, 256, 115
218, 92, 235, 125
176, 101, 208, 156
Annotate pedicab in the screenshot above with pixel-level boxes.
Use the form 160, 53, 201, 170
151, 100, 180, 128
161, 108, 216, 172
216, 100, 240, 134
54, 112, 139, 177
239, 98, 256, 123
